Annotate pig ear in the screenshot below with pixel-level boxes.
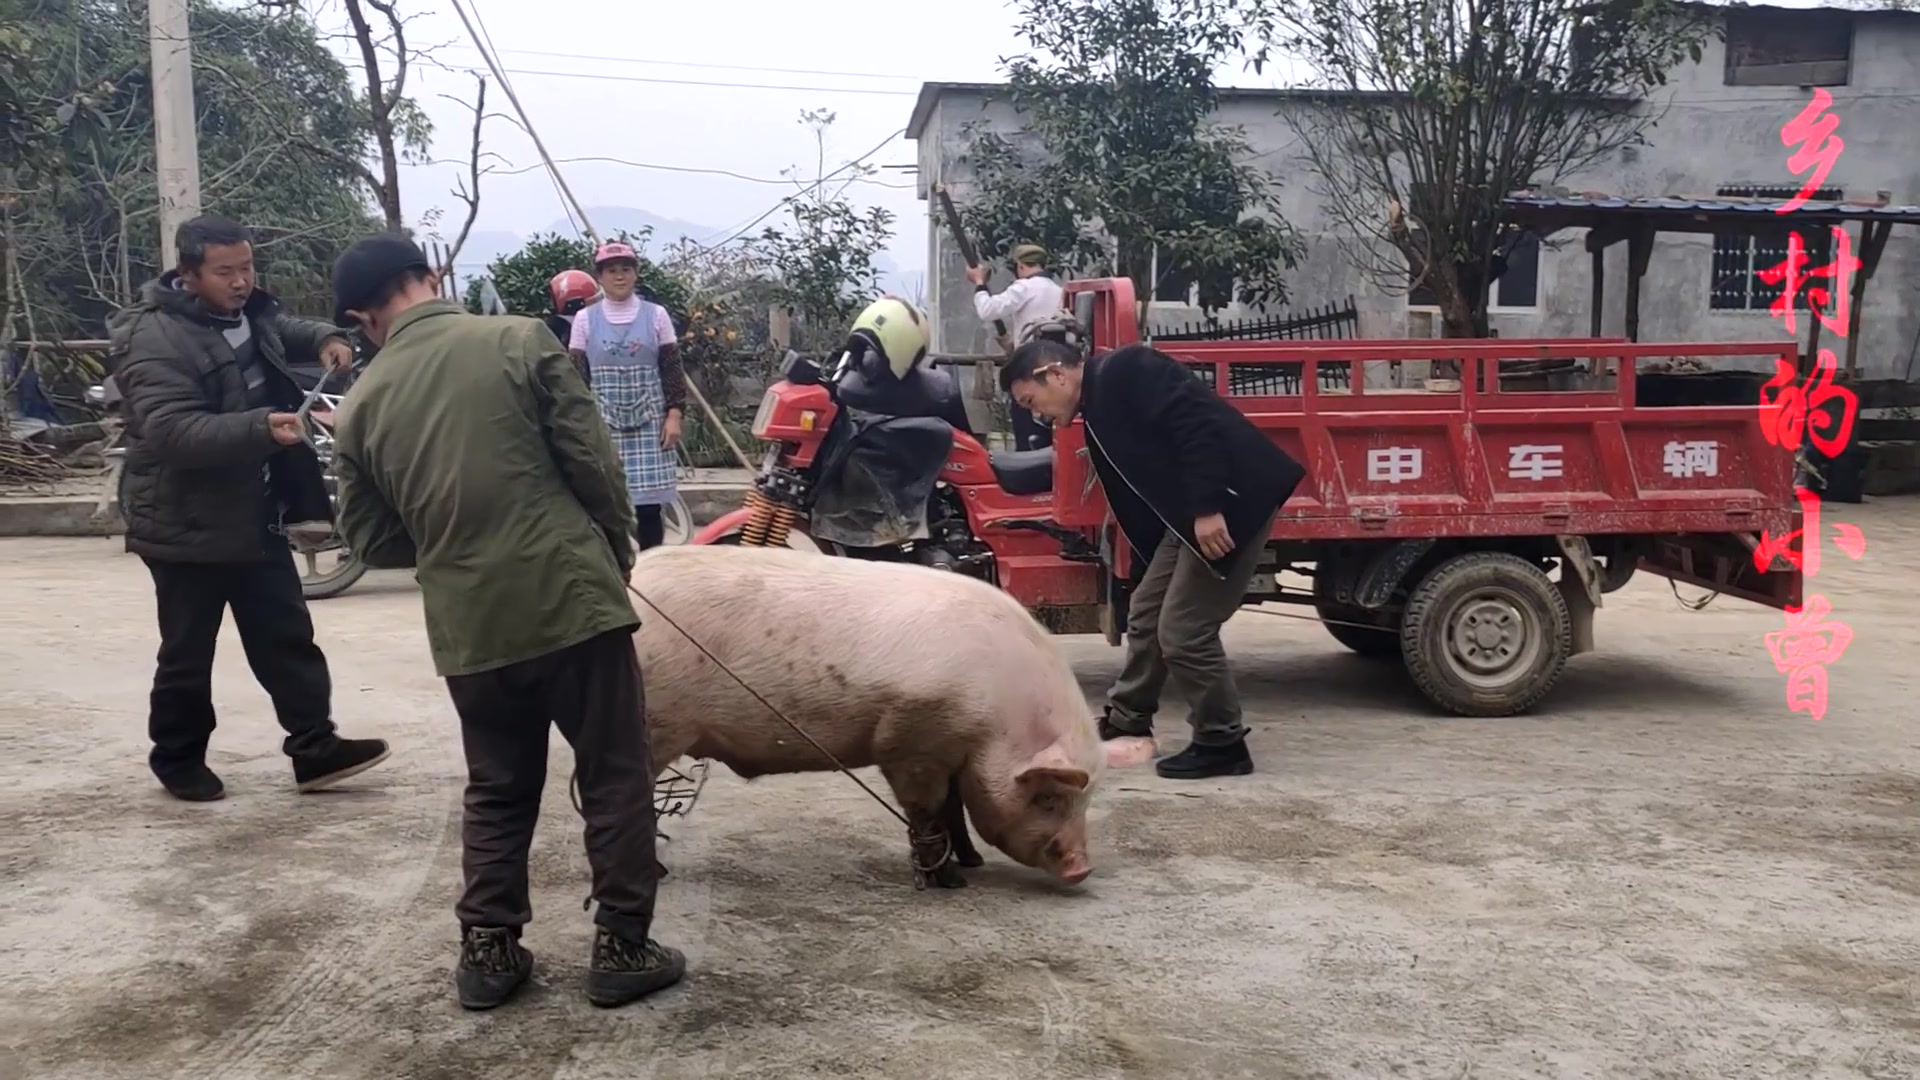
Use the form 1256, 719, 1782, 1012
1017, 764, 1091, 792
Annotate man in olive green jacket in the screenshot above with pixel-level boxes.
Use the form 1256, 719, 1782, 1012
327, 233, 682, 1012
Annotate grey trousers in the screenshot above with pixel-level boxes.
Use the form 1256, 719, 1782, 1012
1106, 517, 1271, 746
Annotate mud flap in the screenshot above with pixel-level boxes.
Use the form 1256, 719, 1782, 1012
1553, 536, 1602, 657
1641, 533, 1802, 612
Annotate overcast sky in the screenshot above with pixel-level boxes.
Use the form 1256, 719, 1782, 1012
296, 0, 1837, 279
298, 0, 1052, 276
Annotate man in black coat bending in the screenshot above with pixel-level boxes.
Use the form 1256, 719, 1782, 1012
1002, 338, 1306, 779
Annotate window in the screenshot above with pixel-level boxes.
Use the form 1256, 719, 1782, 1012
1405, 228, 1537, 310
1151, 253, 1196, 304
1493, 230, 1540, 310
1725, 9, 1852, 87
1709, 184, 1843, 312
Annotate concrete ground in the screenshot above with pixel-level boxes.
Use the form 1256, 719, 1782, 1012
3, 501, 1917, 1080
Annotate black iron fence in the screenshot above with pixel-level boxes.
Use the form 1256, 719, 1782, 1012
1149, 297, 1359, 343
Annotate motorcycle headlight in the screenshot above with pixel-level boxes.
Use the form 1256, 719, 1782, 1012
749, 388, 780, 439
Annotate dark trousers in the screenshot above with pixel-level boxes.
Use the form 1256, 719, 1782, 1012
444, 627, 658, 943
1010, 396, 1053, 451
634, 504, 665, 551
141, 544, 337, 778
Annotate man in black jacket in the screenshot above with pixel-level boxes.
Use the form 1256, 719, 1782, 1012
107, 215, 392, 802
1002, 338, 1306, 779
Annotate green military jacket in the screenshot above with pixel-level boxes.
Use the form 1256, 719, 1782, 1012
331, 300, 640, 677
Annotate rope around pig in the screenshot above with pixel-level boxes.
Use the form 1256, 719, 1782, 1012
564, 583, 955, 881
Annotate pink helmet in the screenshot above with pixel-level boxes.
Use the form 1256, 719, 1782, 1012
593, 241, 638, 269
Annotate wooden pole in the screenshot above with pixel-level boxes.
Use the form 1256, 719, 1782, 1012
148, 0, 201, 268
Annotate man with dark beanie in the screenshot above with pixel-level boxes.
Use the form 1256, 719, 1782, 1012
105, 214, 391, 802
326, 232, 683, 1012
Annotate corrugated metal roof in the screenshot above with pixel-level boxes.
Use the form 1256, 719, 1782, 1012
1503, 195, 1920, 222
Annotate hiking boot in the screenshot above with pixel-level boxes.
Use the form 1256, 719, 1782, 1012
292, 737, 391, 793
1154, 738, 1254, 780
454, 926, 533, 1010
157, 763, 226, 802
584, 928, 686, 1008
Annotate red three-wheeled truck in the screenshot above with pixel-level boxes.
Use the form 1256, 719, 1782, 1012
694, 277, 1804, 717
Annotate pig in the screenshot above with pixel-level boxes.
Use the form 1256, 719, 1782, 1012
626, 543, 1136, 889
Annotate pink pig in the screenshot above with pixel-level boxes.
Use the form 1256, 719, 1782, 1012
627, 543, 1140, 888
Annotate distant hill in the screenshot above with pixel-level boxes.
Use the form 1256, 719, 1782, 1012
448, 205, 916, 300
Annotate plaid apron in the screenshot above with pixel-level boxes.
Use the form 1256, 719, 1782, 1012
582, 300, 677, 506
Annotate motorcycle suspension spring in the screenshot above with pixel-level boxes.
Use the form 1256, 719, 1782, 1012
740, 490, 776, 547
764, 504, 798, 548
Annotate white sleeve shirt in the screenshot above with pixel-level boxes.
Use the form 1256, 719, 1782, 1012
972, 274, 1066, 345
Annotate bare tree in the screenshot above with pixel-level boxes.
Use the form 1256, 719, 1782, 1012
1273, 0, 1714, 336
434, 73, 494, 272
298, 0, 435, 231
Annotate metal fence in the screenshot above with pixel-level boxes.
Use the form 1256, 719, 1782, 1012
1149, 297, 1360, 343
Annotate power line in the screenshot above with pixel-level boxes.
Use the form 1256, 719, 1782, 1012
469, 45, 929, 85
463, 154, 915, 189
689, 128, 906, 253
442, 61, 919, 97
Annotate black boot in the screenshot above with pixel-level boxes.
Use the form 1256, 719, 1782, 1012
292, 737, 391, 793
585, 928, 686, 1008
1096, 707, 1150, 743
1154, 738, 1254, 780
454, 926, 533, 1010
157, 763, 225, 802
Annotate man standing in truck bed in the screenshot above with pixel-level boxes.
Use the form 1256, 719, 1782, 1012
968, 244, 1064, 451
999, 335, 1306, 780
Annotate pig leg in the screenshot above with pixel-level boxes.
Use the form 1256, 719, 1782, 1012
940, 775, 984, 869
879, 764, 968, 890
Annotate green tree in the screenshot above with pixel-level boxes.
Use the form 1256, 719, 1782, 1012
465, 229, 690, 325
1275, 0, 1714, 336
960, 0, 1302, 315
2, 0, 400, 341
755, 109, 894, 350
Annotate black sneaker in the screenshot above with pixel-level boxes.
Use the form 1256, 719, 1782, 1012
158, 764, 226, 802
454, 926, 533, 1010
1154, 738, 1254, 780
292, 737, 392, 793
584, 928, 686, 1008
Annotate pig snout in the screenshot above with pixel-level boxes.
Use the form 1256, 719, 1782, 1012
1056, 852, 1092, 885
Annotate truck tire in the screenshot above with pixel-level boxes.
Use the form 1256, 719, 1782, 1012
1400, 551, 1571, 717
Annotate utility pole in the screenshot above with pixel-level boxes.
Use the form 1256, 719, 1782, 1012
149, 0, 202, 269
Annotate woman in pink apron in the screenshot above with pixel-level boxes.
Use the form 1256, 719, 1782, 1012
567, 242, 686, 549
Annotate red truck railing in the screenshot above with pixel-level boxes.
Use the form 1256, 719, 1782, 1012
1054, 277, 1802, 609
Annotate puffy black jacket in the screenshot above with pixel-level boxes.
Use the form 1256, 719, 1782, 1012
1077, 343, 1307, 581
106, 276, 341, 563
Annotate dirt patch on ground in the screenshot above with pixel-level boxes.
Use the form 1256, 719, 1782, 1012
4, 499, 1920, 1079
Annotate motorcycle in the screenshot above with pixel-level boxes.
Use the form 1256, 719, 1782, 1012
690, 341, 1107, 612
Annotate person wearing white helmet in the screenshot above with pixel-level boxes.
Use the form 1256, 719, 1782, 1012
568, 241, 685, 551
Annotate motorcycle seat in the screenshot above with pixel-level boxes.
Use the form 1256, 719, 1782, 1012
989, 448, 1054, 496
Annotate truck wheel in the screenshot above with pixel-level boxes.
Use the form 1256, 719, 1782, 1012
1400, 551, 1571, 717
1597, 553, 1637, 593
